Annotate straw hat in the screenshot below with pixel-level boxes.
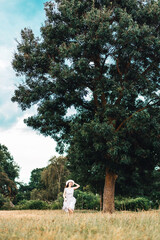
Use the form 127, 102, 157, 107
66, 179, 74, 185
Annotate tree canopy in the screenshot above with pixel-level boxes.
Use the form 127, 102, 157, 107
29, 167, 45, 190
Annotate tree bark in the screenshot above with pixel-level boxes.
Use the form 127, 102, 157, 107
103, 167, 118, 213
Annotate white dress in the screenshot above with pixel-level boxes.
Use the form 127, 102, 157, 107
62, 187, 76, 212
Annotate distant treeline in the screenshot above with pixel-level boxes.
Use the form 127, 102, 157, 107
0, 143, 159, 210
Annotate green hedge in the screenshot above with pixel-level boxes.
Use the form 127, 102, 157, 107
148, 192, 160, 209
50, 190, 100, 210
51, 191, 155, 211
50, 193, 64, 210
16, 200, 49, 210
2, 191, 158, 211
115, 197, 152, 211
74, 190, 100, 210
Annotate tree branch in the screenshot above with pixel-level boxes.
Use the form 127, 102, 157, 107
101, 55, 108, 74
101, 92, 106, 107
115, 98, 160, 132
115, 87, 124, 105
93, 55, 107, 108
142, 63, 155, 76
124, 56, 131, 76
93, 92, 99, 110
116, 58, 122, 76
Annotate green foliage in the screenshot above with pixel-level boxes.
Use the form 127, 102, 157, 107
0, 193, 5, 208
0, 144, 19, 200
50, 192, 64, 210
14, 169, 45, 204
0, 199, 14, 210
74, 190, 100, 210
13, 183, 31, 204
0, 144, 19, 181
51, 190, 100, 210
116, 168, 160, 201
29, 168, 45, 190
49, 191, 155, 211
16, 200, 49, 210
0, 194, 15, 210
115, 197, 152, 211
13, 188, 158, 211
30, 188, 48, 201
147, 169, 160, 209
14, 156, 70, 203
40, 156, 70, 200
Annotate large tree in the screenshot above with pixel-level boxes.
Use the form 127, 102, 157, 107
12, 0, 160, 212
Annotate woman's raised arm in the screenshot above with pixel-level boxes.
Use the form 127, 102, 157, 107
73, 183, 80, 190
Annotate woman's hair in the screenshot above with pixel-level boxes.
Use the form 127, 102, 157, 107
65, 183, 69, 188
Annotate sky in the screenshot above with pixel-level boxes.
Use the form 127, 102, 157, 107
0, 0, 59, 184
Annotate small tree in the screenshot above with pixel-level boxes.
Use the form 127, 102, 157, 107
41, 156, 70, 200
29, 168, 45, 190
0, 144, 19, 181
0, 144, 19, 200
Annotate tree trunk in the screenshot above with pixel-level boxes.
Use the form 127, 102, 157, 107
103, 167, 118, 213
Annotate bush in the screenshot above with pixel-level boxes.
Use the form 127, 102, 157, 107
50, 191, 153, 211
148, 191, 160, 209
115, 197, 151, 211
16, 200, 49, 210
51, 190, 100, 210
51, 201, 62, 210
1, 199, 13, 210
74, 190, 100, 210
30, 189, 48, 201
50, 192, 64, 210
0, 194, 15, 210
14, 193, 155, 211
0, 194, 5, 208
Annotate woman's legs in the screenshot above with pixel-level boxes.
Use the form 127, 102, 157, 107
68, 208, 73, 214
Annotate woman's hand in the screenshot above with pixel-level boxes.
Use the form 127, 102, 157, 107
73, 183, 80, 190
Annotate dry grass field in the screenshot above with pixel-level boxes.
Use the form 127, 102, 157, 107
0, 209, 159, 240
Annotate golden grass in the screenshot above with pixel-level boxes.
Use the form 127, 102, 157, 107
0, 209, 159, 240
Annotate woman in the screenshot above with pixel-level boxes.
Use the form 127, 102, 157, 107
62, 179, 80, 214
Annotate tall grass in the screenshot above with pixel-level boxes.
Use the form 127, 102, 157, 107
0, 209, 159, 240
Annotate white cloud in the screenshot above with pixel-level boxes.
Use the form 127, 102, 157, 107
0, 0, 46, 129
0, 45, 23, 129
0, 113, 59, 184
